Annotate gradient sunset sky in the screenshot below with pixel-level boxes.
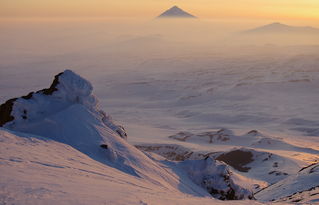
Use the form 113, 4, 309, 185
1, 0, 319, 22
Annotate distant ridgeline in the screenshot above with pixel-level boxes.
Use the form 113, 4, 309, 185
244, 22, 319, 34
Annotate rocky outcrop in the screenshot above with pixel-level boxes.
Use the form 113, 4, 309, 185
0, 70, 127, 139
180, 157, 254, 200
168, 129, 231, 143
0, 73, 62, 126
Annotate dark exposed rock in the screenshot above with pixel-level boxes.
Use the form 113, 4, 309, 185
168, 131, 193, 141
299, 163, 318, 173
247, 130, 260, 136
0, 72, 63, 127
39, 72, 62, 95
100, 144, 108, 149
268, 171, 288, 176
136, 144, 197, 161
0, 98, 17, 126
115, 125, 127, 139
169, 129, 230, 144
216, 149, 253, 172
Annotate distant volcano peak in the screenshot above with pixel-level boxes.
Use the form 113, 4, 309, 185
157, 6, 196, 18
245, 22, 319, 34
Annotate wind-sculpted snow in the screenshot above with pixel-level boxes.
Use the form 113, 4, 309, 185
179, 158, 254, 200
255, 163, 319, 203
0, 70, 127, 139
0, 70, 94, 126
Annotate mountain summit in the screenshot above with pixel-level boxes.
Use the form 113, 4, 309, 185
157, 6, 196, 18
245, 22, 319, 34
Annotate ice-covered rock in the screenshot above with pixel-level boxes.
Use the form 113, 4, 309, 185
0, 69, 127, 139
180, 157, 254, 200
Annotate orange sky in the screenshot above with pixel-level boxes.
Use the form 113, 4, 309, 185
1, 0, 319, 22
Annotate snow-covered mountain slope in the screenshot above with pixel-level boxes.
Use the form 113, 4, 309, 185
0, 128, 235, 205
255, 163, 319, 204
0, 70, 263, 204
0, 70, 198, 188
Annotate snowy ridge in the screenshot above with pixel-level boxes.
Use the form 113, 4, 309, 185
0, 70, 264, 204
0, 70, 184, 185
255, 163, 319, 203
0, 70, 126, 138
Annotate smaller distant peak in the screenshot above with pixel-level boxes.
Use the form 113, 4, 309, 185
269, 22, 286, 26
244, 22, 319, 34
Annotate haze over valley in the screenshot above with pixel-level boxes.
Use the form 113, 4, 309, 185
1, 4, 319, 205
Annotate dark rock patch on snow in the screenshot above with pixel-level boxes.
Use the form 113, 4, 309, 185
0, 98, 17, 126
216, 150, 253, 172
0, 72, 63, 126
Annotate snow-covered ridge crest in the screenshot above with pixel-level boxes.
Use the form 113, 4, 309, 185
0, 70, 193, 188
1, 70, 94, 125
0, 70, 126, 138
0, 70, 219, 196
